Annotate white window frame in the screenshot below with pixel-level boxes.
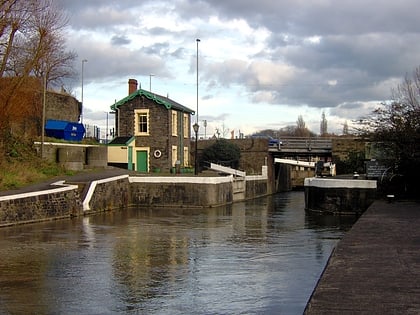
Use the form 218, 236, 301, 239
171, 145, 178, 167
134, 109, 149, 136
172, 110, 177, 136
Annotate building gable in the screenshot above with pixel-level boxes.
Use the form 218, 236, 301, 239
111, 88, 194, 114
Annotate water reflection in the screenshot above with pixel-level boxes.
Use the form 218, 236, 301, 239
0, 191, 355, 314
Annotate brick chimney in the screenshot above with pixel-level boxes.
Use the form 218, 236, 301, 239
128, 79, 138, 95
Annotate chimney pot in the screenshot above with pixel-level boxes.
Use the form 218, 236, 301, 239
128, 79, 138, 95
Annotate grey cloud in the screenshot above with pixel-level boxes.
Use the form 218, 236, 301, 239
59, 0, 420, 125
111, 35, 131, 46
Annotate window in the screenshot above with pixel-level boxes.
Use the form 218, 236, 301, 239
134, 109, 149, 135
183, 114, 189, 138
172, 111, 177, 136
172, 145, 178, 167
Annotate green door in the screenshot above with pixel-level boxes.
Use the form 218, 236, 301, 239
128, 146, 133, 170
136, 150, 148, 172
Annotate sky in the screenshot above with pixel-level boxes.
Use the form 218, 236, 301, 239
57, 0, 420, 139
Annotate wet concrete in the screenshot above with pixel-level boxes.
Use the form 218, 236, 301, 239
305, 199, 420, 314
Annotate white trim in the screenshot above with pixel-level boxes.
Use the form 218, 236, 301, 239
304, 177, 377, 189
0, 182, 78, 202
129, 175, 233, 184
83, 175, 129, 211
34, 141, 101, 148
134, 109, 149, 136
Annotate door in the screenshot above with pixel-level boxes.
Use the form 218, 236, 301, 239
136, 150, 148, 172
128, 146, 133, 170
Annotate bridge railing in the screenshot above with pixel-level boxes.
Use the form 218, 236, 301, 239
279, 138, 332, 150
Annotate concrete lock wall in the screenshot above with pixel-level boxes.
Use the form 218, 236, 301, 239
57, 147, 85, 171
129, 177, 234, 207
304, 178, 377, 215
86, 146, 108, 168
246, 179, 268, 198
34, 142, 108, 170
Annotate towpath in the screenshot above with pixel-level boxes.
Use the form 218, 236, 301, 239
0, 168, 134, 197
305, 199, 420, 314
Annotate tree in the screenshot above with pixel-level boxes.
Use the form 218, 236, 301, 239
200, 139, 241, 169
0, 0, 76, 152
342, 121, 349, 135
356, 66, 420, 197
320, 111, 328, 136
295, 115, 313, 137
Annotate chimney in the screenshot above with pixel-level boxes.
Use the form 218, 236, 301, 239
128, 79, 138, 95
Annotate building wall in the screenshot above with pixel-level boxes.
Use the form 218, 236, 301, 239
117, 95, 191, 172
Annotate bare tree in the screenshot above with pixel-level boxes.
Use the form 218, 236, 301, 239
295, 115, 311, 137
0, 0, 76, 142
356, 66, 420, 197
320, 111, 328, 136
342, 120, 349, 135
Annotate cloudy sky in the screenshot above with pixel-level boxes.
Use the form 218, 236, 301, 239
57, 0, 420, 138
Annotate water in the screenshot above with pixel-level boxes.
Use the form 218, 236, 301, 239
0, 191, 355, 314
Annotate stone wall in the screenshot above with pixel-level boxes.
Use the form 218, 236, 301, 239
0, 174, 270, 226
0, 186, 81, 227
332, 137, 366, 161
116, 94, 191, 171
84, 176, 130, 213
46, 91, 81, 122
198, 138, 269, 175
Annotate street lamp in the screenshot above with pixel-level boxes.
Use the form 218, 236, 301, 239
149, 74, 155, 92
193, 122, 199, 175
81, 59, 88, 124
194, 38, 200, 175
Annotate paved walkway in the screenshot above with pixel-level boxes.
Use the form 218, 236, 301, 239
305, 199, 420, 314
0, 168, 134, 197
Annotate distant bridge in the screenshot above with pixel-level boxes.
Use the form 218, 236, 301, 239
269, 137, 332, 158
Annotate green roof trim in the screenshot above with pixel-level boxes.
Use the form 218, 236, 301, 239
110, 88, 195, 114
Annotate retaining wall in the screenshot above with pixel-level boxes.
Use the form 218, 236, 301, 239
0, 183, 82, 227
129, 176, 234, 207
0, 173, 270, 226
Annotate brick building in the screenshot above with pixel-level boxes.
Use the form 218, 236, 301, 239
109, 79, 195, 172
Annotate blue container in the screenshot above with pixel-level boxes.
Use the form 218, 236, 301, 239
45, 120, 85, 141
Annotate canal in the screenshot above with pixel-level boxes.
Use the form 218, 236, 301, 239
0, 191, 355, 314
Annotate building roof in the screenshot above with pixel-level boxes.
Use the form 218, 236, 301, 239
110, 88, 195, 114
108, 136, 135, 146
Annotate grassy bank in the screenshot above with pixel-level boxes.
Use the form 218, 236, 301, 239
0, 136, 75, 191
0, 158, 73, 191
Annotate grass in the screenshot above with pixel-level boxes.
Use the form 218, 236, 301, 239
0, 135, 99, 191
0, 137, 74, 191
0, 159, 72, 191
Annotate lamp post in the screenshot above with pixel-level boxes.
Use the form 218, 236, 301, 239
149, 74, 154, 92
41, 73, 46, 158
193, 122, 199, 174
81, 59, 87, 124
194, 38, 200, 175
